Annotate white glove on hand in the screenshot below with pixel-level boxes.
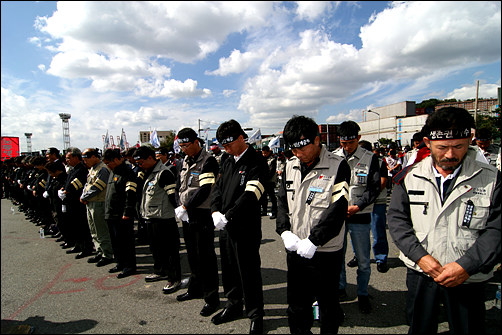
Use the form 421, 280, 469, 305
212, 211, 228, 231
58, 189, 66, 200
175, 206, 189, 222
281, 231, 301, 251
43, 191, 49, 199
296, 238, 317, 259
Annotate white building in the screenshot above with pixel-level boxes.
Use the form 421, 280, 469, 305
359, 101, 426, 147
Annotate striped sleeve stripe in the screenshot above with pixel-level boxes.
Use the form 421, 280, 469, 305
71, 178, 83, 190
199, 172, 215, 186
331, 181, 349, 203
164, 184, 176, 195
126, 181, 138, 192
245, 180, 265, 201
94, 179, 107, 191
39, 180, 47, 188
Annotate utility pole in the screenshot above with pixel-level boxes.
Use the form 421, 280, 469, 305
474, 80, 479, 126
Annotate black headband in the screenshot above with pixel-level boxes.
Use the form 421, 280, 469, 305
177, 137, 196, 144
427, 128, 471, 140
339, 134, 358, 141
220, 136, 236, 145
289, 138, 312, 149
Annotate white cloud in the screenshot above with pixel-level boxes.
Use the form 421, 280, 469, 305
295, 1, 333, 22
446, 82, 501, 100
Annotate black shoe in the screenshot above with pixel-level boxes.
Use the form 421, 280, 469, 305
347, 256, 358, 267
200, 303, 220, 317
377, 261, 389, 273
96, 257, 114, 267
145, 274, 169, 282
338, 288, 349, 302
109, 265, 123, 273
249, 317, 263, 334
61, 242, 74, 249
177, 292, 203, 302
55, 236, 65, 243
211, 307, 243, 325
75, 251, 93, 259
117, 268, 136, 279
87, 254, 102, 263
269, 214, 277, 219
66, 246, 81, 254
358, 295, 372, 314
162, 281, 181, 294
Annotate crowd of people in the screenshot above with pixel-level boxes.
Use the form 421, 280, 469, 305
1, 109, 500, 334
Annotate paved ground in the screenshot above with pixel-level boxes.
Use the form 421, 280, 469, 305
1, 198, 500, 334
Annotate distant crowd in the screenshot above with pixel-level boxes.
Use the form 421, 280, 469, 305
1, 111, 500, 334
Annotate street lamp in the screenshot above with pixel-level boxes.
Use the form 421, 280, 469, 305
367, 110, 380, 143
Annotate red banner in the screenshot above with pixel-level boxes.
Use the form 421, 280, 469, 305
1, 137, 20, 161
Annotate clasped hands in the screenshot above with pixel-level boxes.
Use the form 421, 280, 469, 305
417, 254, 469, 287
211, 211, 228, 231
281, 231, 317, 259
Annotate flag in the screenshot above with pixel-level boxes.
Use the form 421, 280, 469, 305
247, 129, 261, 145
268, 136, 280, 149
119, 128, 126, 151
150, 129, 160, 148
173, 137, 180, 154
103, 129, 110, 151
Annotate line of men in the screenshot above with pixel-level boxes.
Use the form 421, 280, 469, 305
1, 110, 500, 334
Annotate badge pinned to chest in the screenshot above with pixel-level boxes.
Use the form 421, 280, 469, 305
356, 172, 367, 185
239, 170, 246, 186
306, 186, 323, 205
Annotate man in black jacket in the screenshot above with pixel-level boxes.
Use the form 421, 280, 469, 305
103, 149, 138, 278
210, 119, 268, 334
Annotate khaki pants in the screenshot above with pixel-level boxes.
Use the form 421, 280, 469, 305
86, 201, 113, 259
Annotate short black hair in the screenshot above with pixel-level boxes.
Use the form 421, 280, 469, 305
283, 115, 319, 147
45, 160, 65, 173
103, 148, 122, 161
83, 148, 101, 158
134, 145, 156, 160
476, 127, 492, 140
424, 107, 474, 138
216, 119, 247, 143
262, 145, 271, 152
177, 128, 199, 143
338, 121, 360, 138
358, 140, 372, 151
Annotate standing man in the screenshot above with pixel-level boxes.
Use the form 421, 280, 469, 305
210, 119, 268, 334
80, 148, 114, 267
359, 140, 389, 273
61, 147, 94, 258
103, 149, 138, 279
134, 146, 181, 294
474, 127, 500, 169
260, 145, 278, 219
333, 121, 381, 313
388, 107, 501, 334
174, 128, 220, 317
277, 115, 350, 334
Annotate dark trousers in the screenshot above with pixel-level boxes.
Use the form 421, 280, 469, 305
287, 249, 343, 334
107, 218, 137, 270
406, 269, 486, 335
182, 208, 220, 305
219, 228, 264, 320
146, 217, 181, 283
260, 181, 277, 215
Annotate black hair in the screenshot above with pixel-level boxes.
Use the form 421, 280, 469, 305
45, 160, 65, 173
338, 121, 360, 138
134, 145, 156, 160
216, 119, 247, 143
177, 128, 199, 143
425, 107, 474, 134
358, 140, 372, 151
83, 148, 101, 158
476, 127, 492, 140
103, 148, 122, 161
283, 115, 319, 146
412, 132, 423, 143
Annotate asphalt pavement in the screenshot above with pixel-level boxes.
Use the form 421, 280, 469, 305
1, 198, 500, 334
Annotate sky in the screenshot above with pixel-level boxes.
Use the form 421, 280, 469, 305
1, 1, 501, 153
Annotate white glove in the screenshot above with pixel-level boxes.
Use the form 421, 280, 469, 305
58, 189, 66, 200
175, 205, 189, 222
212, 211, 228, 231
281, 231, 301, 251
27, 185, 33, 191
43, 191, 49, 198
296, 238, 317, 259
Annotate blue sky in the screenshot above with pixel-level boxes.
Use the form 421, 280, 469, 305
2, 1, 501, 152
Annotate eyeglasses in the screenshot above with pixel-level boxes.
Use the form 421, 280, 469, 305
179, 142, 192, 150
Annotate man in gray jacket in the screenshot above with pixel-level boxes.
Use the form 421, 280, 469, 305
388, 107, 501, 334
